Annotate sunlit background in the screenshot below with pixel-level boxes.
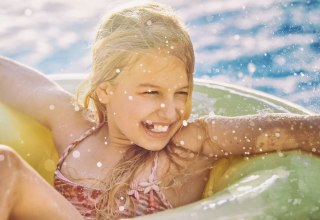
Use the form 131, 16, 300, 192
1, 0, 319, 113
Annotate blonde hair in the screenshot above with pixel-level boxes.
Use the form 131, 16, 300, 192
78, 2, 194, 123
76, 2, 195, 218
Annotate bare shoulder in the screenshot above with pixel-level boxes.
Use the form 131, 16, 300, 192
171, 118, 207, 153
48, 98, 95, 156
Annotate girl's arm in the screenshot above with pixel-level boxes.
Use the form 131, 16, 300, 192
0, 145, 84, 220
173, 114, 320, 158
0, 56, 91, 155
0, 56, 71, 127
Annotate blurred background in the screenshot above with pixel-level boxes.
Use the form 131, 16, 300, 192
0, 0, 319, 113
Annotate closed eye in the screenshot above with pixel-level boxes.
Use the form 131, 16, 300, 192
143, 90, 159, 95
176, 91, 188, 96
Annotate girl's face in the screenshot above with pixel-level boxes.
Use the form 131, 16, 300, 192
105, 53, 189, 151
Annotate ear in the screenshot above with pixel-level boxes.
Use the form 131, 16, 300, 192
95, 82, 114, 104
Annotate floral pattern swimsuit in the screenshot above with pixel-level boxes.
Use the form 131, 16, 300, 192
54, 124, 173, 219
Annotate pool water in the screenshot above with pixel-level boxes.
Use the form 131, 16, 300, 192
0, 0, 319, 113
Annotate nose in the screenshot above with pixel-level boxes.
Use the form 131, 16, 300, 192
158, 98, 178, 121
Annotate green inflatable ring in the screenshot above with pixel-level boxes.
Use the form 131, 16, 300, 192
0, 74, 318, 219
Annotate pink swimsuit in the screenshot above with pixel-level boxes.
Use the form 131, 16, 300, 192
54, 124, 173, 219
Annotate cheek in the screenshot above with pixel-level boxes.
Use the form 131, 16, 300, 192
114, 95, 156, 119
175, 98, 188, 114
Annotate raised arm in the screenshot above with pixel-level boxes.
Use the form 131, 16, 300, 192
173, 114, 320, 158
0, 56, 91, 154
0, 56, 70, 127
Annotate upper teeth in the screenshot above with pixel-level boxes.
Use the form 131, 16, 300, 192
144, 121, 169, 133
151, 124, 169, 132
146, 120, 153, 125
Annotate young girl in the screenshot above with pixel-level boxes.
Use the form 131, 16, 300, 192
0, 2, 319, 220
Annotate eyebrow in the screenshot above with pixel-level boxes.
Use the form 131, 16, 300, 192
138, 83, 189, 90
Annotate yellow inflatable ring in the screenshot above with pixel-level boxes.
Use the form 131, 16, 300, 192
0, 101, 58, 184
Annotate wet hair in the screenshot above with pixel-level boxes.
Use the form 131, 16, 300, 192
77, 1, 194, 123
76, 2, 195, 219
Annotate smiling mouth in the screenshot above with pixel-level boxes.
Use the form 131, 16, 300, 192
142, 120, 170, 133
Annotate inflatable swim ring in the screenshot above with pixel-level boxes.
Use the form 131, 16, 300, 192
0, 74, 318, 219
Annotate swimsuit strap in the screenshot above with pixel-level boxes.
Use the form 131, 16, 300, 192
151, 152, 173, 209
150, 152, 159, 179
56, 122, 105, 170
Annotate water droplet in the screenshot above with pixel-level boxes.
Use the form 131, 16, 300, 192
74, 105, 80, 111
97, 162, 102, 168
247, 63, 256, 74
146, 20, 152, 26
179, 140, 185, 146
292, 198, 302, 205
160, 103, 165, 108
234, 34, 240, 41
275, 132, 281, 138
128, 96, 133, 100
119, 206, 125, 211
44, 159, 55, 171
72, 150, 80, 158
170, 46, 174, 49
49, 104, 55, 110
232, 130, 236, 133
0, 154, 5, 161
182, 120, 188, 126
197, 135, 202, 140
24, 8, 32, 16
249, 121, 255, 126
115, 68, 121, 73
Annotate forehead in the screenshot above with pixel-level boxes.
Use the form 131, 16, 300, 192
120, 52, 188, 87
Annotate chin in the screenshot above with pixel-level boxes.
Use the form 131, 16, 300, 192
139, 141, 168, 151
